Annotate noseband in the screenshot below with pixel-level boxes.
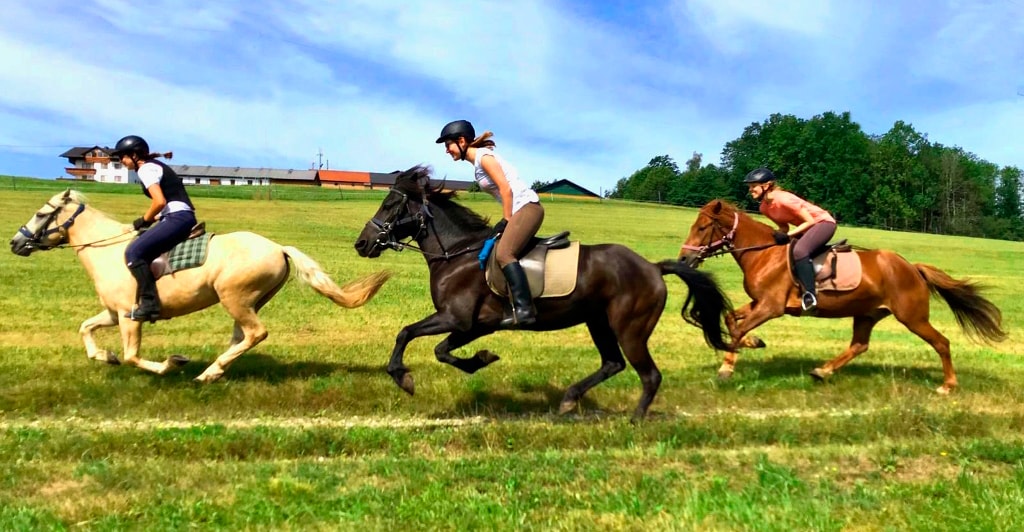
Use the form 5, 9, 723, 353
680, 212, 739, 261
17, 200, 86, 250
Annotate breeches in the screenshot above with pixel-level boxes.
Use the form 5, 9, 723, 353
495, 202, 545, 266
125, 210, 197, 266
792, 221, 836, 261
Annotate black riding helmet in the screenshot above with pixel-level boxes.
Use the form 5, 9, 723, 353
435, 120, 475, 144
109, 135, 150, 158
743, 167, 776, 184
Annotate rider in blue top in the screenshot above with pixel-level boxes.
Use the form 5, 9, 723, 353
109, 135, 197, 322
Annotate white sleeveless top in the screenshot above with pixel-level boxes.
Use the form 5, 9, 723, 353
473, 147, 539, 215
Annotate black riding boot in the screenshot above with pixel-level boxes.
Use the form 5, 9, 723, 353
794, 257, 818, 313
126, 262, 161, 322
500, 262, 537, 328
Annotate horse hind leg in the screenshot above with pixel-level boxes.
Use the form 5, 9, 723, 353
810, 309, 889, 382
196, 303, 268, 383
895, 314, 956, 394
558, 316, 628, 416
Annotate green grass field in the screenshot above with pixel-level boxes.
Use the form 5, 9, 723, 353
1, 177, 1022, 530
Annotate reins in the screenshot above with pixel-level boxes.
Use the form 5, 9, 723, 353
681, 211, 783, 262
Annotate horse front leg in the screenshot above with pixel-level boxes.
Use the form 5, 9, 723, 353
434, 329, 500, 374
80, 309, 121, 365
117, 319, 189, 375
718, 300, 783, 380
388, 313, 458, 395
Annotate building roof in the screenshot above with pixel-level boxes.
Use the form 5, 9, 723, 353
170, 165, 317, 181
536, 179, 600, 197
60, 146, 114, 159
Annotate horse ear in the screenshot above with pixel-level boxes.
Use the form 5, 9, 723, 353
712, 200, 722, 214
63, 189, 71, 200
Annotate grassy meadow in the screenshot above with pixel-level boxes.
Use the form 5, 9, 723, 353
1, 177, 1023, 530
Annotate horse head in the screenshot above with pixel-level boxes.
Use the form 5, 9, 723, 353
10, 189, 87, 256
679, 200, 740, 268
354, 166, 433, 258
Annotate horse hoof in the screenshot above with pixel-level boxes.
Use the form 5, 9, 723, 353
936, 385, 954, 395
398, 373, 415, 396
474, 350, 501, 366
101, 351, 121, 365
749, 336, 766, 348
558, 400, 578, 415
809, 368, 830, 382
168, 354, 190, 367
717, 370, 733, 381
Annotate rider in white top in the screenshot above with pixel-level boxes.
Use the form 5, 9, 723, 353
473, 147, 539, 215
436, 120, 545, 328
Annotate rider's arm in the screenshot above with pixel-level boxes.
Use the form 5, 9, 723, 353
787, 208, 817, 237
142, 184, 167, 223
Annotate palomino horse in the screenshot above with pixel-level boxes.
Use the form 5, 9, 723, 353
353, 166, 732, 421
679, 200, 1006, 393
10, 190, 391, 382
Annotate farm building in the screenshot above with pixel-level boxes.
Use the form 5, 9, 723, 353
59, 146, 133, 184
535, 179, 601, 198
169, 165, 315, 186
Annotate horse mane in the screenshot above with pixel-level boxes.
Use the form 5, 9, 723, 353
396, 165, 491, 232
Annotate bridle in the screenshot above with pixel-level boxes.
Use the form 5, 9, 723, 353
16, 196, 135, 251
681, 212, 739, 262
368, 187, 482, 260
16, 199, 86, 251
681, 211, 780, 263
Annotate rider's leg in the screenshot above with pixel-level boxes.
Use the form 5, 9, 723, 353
495, 202, 544, 328
792, 221, 836, 312
123, 211, 197, 322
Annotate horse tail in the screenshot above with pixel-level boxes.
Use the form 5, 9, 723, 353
915, 263, 1007, 343
657, 260, 732, 350
282, 246, 391, 308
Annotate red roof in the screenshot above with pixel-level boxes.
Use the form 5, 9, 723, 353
318, 170, 370, 184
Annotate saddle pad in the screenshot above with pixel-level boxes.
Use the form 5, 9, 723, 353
814, 249, 862, 292
540, 241, 580, 297
487, 241, 581, 299
168, 233, 212, 272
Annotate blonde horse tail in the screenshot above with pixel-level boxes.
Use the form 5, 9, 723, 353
915, 263, 1007, 343
282, 246, 391, 308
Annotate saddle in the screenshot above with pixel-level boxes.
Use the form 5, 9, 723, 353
150, 222, 213, 279
485, 231, 581, 298
787, 239, 862, 292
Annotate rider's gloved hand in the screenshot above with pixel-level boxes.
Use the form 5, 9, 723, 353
133, 217, 154, 231
772, 230, 790, 245
490, 219, 508, 238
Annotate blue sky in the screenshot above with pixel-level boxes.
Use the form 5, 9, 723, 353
1, 0, 1021, 193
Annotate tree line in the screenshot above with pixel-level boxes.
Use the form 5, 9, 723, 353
607, 111, 1024, 241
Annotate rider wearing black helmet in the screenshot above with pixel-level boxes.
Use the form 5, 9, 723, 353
110, 135, 197, 322
436, 120, 544, 328
745, 167, 836, 313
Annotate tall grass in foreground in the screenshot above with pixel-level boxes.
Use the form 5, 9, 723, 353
0, 185, 1022, 530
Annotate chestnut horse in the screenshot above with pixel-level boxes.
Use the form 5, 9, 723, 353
679, 200, 1006, 393
354, 167, 731, 421
10, 190, 391, 382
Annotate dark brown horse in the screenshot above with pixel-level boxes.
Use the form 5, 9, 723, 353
679, 199, 1006, 393
353, 166, 732, 420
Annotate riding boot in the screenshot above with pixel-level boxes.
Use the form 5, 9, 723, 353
126, 262, 161, 322
794, 257, 818, 313
500, 262, 537, 328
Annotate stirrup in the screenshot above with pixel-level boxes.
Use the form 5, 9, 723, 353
125, 305, 161, 323
801, 292, 818, 312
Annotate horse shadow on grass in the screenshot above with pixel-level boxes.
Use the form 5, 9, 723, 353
148, 353, 382, 384
443, 381, 605, 419
705, 355, 1007, 389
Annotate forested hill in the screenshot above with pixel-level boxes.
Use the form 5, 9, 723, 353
607, 112, 1023, 241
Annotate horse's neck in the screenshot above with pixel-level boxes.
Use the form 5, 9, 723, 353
418, 205, 488, 259
67, 208, 131, 277
731, 212, 784, 267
